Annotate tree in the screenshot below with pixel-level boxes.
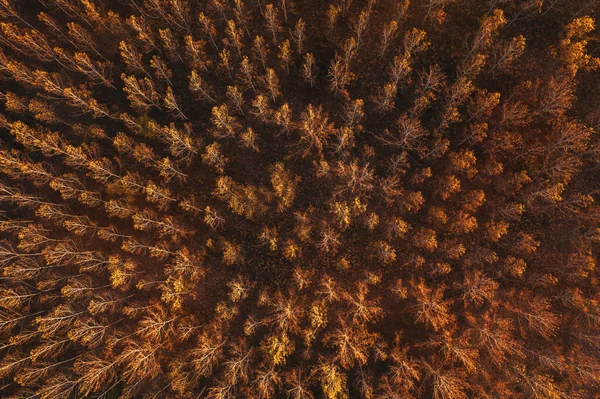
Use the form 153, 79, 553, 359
185, 35, 209, 71
189, 329, 226, 378
334, 160, 375, 197
557, 16, 600, 77
73, 52, 115, 89
373, 241, 396, 265
240, 127, 259, 152
372, 82, 398, 113
198, 12, 218, 51
253, 35, 270, 71
324, 321, 377, 369
2, 91, 28, 115
456, 270, 498, 307
328, 55, 353, 96
273, 103, 292, 135
292, 19, 306, 55
189, 69, 217, 103
264, 4, 281, 44
135, 305, 176, 344
127, 15, 156, 51
270, 162, 300, 211
343, 282, 383, 324
211, 104, 241, 138
158, 28, 182, 62
117, 340, 161, 387
251, 94, 272, 124
422, 362, 469, 399
202, 142, 228, 173
314, 359, 348, 399
36, 373, 78, 398
302, 53, 317, 87
489, 35, 526, 76
265, 68, 281, 101
119, 41, 147, 75
74, 355, 118, 396
36, 304, 84, 338
219, 48, 234, 80
222, 241, 244, 266
121, 74, 159, 111
261, 332, 295, 366
379, 20, 398, 58
237, 56, 257, 92
144, 181, 177, 210
297, 104, 333, 157
285, 367, 314, 399
411, 279, 453, 331
132, 208, 185, 238
448, 149, 477, 178
469, 9, 506, 57
343, 98, 364, 131
254, 366, 281, 398
224, 20, 244, 58
509, 295, 560, 339
326, 4, 342, 32
226, 85, 245, 115
132, 143, 158, 166
163, 86, 187, 120
516, 370, 564, 399
0, 23, 54, 62
278, 39, 292, 74
353, 10, 371, 46
160, 123, 197, 163
224, 339, 253, 385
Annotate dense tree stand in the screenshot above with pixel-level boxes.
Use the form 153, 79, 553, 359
1, 0, 600, 398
